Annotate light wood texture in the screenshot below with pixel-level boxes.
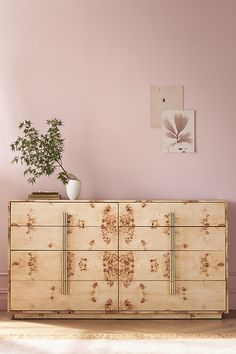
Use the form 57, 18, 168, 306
119, 202, 225, 226
12, 312, 223, 319
11, 248, 225, 282
10, 199, 227, 202
119, 281, 226, 311
11, 281, 118, 311
175, 251, 225, 280
11, 202, 118, 226
11, 250, 118, 281
9, 200, 228, 319
2, 311, 236, 338
119, 226, 225, 250
12, 225, 225, 251
119, 250, 225, 281
11, 226, 118, 250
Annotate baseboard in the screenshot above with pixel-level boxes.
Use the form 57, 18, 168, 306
0, 273, 8, 310
0, 289, 7, 310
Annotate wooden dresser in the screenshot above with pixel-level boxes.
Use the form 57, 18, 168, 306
9, 200, 228, 319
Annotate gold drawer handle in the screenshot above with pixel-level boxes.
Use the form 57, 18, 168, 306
170, 212, 176, 295
62, 212, 68, 295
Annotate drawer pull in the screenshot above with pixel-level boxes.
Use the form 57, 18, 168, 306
62, 212, 68, 295
170, 212, 176, 295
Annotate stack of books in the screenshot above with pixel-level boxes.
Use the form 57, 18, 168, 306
28, 192, 61, 200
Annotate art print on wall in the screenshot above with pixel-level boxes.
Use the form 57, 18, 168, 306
161, 110, 195, 153
150, 86, 184, 128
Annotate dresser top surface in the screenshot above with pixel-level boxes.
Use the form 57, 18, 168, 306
10, 199, 227, 203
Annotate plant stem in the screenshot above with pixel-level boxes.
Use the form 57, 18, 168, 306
55, 159, 69, 179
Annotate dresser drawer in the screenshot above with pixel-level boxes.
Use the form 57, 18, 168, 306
11, 250, 118, 282
119, 226, 225, 251
119, 251, 225, 282
11, 280, 118, 311
9, 200, 228, 319
11, 226, 118, 250
119, 281, 226, 311
119, 202, 225, 227
11, 202, 118, 227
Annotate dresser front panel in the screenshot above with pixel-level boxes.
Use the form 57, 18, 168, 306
119, 202, 225, 227
11, 280, 118, 311
119, 281, 226, 311
118, 251, 225, 281
11, 226, 118, 250
119, 226, 225, 251
11, 202, 118, 227
11, 250, 118, 282
9, 200, 228, 318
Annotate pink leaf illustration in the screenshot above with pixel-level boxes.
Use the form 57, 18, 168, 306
178, 132, 192, 144
163, 119, 176, 135
174, 114, 188, 134
165, 131, 177, 139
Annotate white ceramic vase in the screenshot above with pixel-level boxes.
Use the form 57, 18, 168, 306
66, 179, 81, 200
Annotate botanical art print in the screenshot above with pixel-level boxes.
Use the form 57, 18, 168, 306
161, 110, 195, 153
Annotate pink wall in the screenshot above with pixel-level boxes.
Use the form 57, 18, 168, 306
1, 0, 236, 309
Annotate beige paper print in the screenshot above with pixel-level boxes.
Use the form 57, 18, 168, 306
150, 86, 184, 128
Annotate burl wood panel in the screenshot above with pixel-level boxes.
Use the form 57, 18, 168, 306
11, 226, 118, 250
9, 200, 227, 318
11, 202, 118, 227
119, 281, 226, 311
119, 203, 225, 227
11, 251, 118, 282
11, 281, 118, 311
118, 251, 225, 282
119, 226, 225, 251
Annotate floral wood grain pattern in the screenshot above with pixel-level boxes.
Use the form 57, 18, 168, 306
200, 253, 210, 278
78, 257, 87, 272
90, 282, 98, 303
119, 251, 135, 287
123, 299, 133, 310
139, 283, 147, 304
9, 200, 227, 318
67, 214, 85, 233
150, 259, 159, 272
26, 209, 36, 235
103, 251, 118, 286
27, 252, 37, 278
105, 298, 115, 312
120, 205, 135, 244
101, 205, 118, 245
162, 252, 170, 279
67, 252, 75, 278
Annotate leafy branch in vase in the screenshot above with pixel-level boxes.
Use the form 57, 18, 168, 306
10, 119, 79, 185
163, 114, 192, 146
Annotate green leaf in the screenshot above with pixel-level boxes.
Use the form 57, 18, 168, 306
10, 118, 71, 185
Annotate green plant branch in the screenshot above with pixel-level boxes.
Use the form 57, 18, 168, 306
55, 159, 69, 179
10, 119, 79, 185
